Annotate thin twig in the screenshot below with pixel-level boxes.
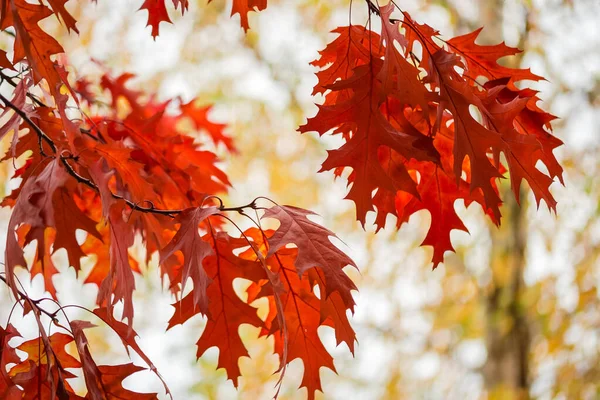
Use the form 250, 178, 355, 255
0, 275, 58, 321
0, 92, 57, 155
0, 70, 47, 107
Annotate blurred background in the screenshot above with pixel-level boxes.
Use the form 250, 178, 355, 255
1, 0, 599, 398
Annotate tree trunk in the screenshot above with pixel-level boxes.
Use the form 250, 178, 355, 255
483, 191, 530, 398
474, 1, 532, 397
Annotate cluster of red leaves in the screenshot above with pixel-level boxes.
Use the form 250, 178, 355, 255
0, 309, 168, 399
0, 0, 355, 398
0, 0, 564, 398
301, 4, 563, 267
141, 0, 267, 36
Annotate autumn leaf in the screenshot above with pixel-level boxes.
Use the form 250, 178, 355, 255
8, 332, 82, 399
0, 325, 22, 398
446, 27, 543, 85
241, 227, 355, 400
304, 10, 562, 266
159, 206, 220, 314
4, 158, 70, 298
2, 0, 64, 88
262, 205, 357, 306
70, 320, 159, 399
140, 0, 171, 38
69, 320, 104, 400
96, 202, 137, 326
0, 1, 566, 398
378, 4, 432, 111
0, 49, 12, 68
310, 25, 383, 95
9, 333, 80, 376
168, 232, 266, 385
180, 100, 236, 152
92, 307, 171, 396
229, 0, 267, 31
53, 187, 102, 274
46, 0, 78, 33
300, 63, 439, 223
0, 77, 33, 156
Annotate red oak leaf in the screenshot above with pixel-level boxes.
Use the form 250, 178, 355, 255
92, 307, 171, 396
70, 320, 160, 399
69, 320, 104, 400
262, 205, 357, 307
168, 232, 266, 385
447, 27, 543, 86
310, 25, 383, 95
159, 206, 220, 314
180, 100, 236, 151
53, 187, 102, 274
46, 0, 78, 33
92, 364, 157, 399
4, 158, 70, 298
0, 77, 33, 156
231, 0, 266, 31
243, 235, 354, 400
300, 64, 438, 223
0, 325, 22, 398
0, 49, 12, 68
2, 0, 64, 88
379, 4, 432, 111
96, 202, 136, 326
140, 0, 171, 38
9, 333, 80, 376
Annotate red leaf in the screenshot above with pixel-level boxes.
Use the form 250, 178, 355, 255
4, 158, 70, 297
70, 320, 159, 399
262, 205, 357, 307
10, 333, 80, 376
379, 4, 431, 111
2, 0, 64, 88
230, 0, 266, 31
0, 325, 22, 398
7, 332, 83, 399
300, 63, 439, 223
180, 101, 236, 152
243, 233, 354, 400
92, 307, 171, 396
46, 0, 78, 33
159, 206, 220, 314
69, 320, 104, 400
93, 363, 157, 399
53, 187, 102, 274
0, 49, 12, 69
310, 25, 382, 95
304, 12, 562, 267
169, 232, 266, 385
0, 77, 33, 155
96, 202, 136, 326
447, 27, 543, 86
139, 0, 171, 38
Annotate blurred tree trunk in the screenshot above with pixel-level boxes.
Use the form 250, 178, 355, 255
483, 190, 530, 398
475, 1, 531, 398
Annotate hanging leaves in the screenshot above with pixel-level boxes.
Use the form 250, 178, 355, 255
302, 3, 562, 267
0, 0, 563, 398
0, 1, 357, 390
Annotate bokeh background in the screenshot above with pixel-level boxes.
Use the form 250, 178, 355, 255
1, 0, 599, 399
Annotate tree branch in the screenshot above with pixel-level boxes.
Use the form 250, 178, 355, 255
0, 70, 47, 107
0, 274, 58, 321
1, 79, 263, 219
0, 92, 57, 155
